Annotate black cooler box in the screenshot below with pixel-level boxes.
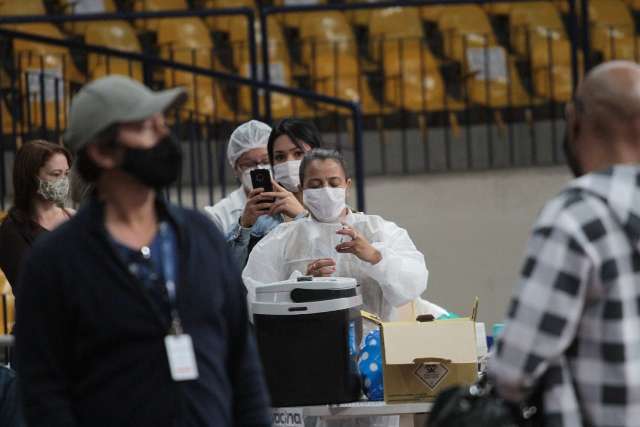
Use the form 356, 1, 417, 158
252, 276, 363, 407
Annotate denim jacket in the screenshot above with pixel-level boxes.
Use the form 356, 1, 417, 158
226, 212, 306, 267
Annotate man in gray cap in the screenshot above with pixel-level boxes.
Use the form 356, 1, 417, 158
14, 75, 271, 427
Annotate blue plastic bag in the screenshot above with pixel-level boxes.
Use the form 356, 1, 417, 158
357, 329, 384, 401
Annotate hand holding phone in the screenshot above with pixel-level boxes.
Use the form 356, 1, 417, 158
239, 170, 276, 228
240, 188, 273, 228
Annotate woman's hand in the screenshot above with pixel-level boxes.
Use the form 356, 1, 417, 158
306, 258, 336, 277
335, 225, 382, 265
264, 181, 306, 218
239, 189, 273, 228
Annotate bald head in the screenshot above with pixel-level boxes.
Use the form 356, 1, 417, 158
578, 61, 640, 127
567, 61, 640, 174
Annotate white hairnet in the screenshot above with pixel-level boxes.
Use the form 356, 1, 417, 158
226, 120, 272, 168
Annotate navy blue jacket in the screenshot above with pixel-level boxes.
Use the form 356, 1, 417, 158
14, 197, 271, 427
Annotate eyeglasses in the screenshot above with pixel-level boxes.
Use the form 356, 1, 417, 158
237, 161, 269, 170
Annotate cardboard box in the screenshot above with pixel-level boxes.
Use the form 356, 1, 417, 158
363, 303, 479, 403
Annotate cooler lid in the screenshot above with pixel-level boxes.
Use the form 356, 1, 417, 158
254, 276, 359, 304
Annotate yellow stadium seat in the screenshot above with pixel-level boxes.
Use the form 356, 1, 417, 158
204, 0, 255, 36
529, 37, 572, 68
420, 5, 446, 21
158, 18, 219, 76
509, 2, 567, 57
483, 2, 514, 15
382, 40, 448, 112
234, 21, 316, 119
462, 46, 531, 107
238, 59, 314, 119
552, 0, 569, 13
133, 0, 189, 32
530, 38, 575, 103
85, 21, 143, 81
157, 17, 212, 50
12, 24, 84, 82
158, 19, 236, 120
533, 66, 573, 103
59, 0, 117, 35
11, 24, 84, 130
369, 7, 423, 40
0, 0, 45, 16
271, 0, 327, 28
293, 12, 381, 114
589, 0, 634, 27
167, 71, 238, 121
310, 53, 382, 115
19, 68, 69, 131
589, 0, 635, 61
222, 14, 282, 71
598, 36, 639, 61
299, 12, 358, 65
369, 7, 424, 61
157, 18, 214, 68
624, 0, 640, 11
345, 0, 378, 27
437, 5, 498, 63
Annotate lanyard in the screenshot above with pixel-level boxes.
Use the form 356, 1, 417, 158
158, 222, 183, 335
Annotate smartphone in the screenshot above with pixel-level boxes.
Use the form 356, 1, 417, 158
250, 169, 274, 193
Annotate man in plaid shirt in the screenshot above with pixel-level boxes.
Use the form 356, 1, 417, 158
490, 61, 640, 427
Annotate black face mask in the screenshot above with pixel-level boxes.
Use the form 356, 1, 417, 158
120, 134, 182, 188
563, 131, 584, 178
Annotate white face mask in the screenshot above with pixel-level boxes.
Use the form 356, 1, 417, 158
273, 160, 302, 193
240, 165, 270, 191
303, 187, 347, 223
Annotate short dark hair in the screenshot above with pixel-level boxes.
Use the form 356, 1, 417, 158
12, 139, 72, 217
74, 125, 118, 183
299, 148, 349, 185
267, 118, 323, 165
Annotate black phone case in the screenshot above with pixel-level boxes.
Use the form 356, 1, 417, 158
250, 169, 273, 192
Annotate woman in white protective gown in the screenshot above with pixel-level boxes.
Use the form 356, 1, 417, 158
243, 149, 432, 427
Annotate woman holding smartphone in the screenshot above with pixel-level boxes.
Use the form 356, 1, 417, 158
227, 118, 323, 267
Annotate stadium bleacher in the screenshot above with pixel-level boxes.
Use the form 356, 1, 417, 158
0, 0, 633, 142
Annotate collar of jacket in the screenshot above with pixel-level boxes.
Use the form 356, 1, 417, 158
77, 193, 190, 331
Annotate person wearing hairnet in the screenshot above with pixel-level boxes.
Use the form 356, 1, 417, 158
204, 120, 272, 235
223, 118, 324, 267
243, 149, 428, 427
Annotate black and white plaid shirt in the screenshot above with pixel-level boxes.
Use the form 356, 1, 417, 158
490, 165, 640, 427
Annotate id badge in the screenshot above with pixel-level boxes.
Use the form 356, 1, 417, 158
165, 334, 199, 381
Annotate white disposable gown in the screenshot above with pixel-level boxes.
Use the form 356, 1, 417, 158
243, 212, 429, 321
204, 187, 246, 235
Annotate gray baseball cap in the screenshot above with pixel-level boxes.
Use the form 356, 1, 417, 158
64, 75, 187, 152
